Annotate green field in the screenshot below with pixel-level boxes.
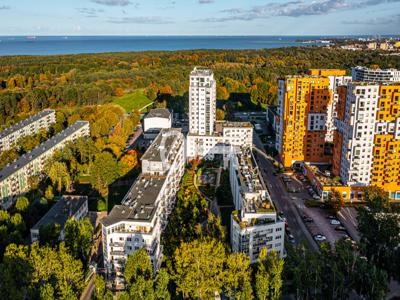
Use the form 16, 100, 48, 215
113, 89, 153, 112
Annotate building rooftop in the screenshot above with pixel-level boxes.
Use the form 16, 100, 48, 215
353, 66, 399, 72
235, 147, 274, 213
101, 175, 166, 226
0, 121, 89, 182
141, 128, 182, 162
190, 67, 214, 77
0, 109, 55, 139
145, 109, 171, 120
32, 195, 87, 230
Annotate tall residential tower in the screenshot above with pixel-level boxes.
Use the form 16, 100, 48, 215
189, 67, 216, 136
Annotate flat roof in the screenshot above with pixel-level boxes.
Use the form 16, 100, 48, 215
146, 109, 171, 119
141, 128, 182, 162
190, 67, 213, 77
101, 175, 166, 226
0, 109, 55, 139
32, 195, 87, 230
0, 121, 89, 182
235, 147, 273, 213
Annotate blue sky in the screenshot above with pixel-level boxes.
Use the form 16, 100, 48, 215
0, 0, 399, 35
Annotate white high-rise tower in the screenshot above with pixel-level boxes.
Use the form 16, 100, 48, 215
189, 67, 216, 135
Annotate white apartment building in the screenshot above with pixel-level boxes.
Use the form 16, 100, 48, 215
230, 147, 285, 263
336, 83, 380, 185
143, 109, 172, 139
325, 75, 352, 142
187, 121, 253, 161
30, 195, 88, 243
101, 128, 185, 275
0, 121, 90, 209
352, 66, 400, 83
186, 67, 253, 160
189, 67, 216, 135
0, 109, 56, 152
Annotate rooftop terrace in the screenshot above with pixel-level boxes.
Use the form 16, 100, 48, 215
235, 148, 274, 214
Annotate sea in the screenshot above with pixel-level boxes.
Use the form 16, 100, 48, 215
0, 35, 333, 56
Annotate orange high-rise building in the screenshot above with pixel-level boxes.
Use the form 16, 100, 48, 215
275, 70, 349, 168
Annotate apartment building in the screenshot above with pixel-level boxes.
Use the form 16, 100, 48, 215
143, 109, 172, 139
101, 128, 185, 274
0, 121, 90, 209
352, 66, 400, 83
230, 147, 285, 263
334, 82, 400, 200
275, 70, 349, 168
0, 109, 56, 152
186, 67, 253, 160
189, 67, 216, 136
186, 121, 253, 160
30, 195, 88, 243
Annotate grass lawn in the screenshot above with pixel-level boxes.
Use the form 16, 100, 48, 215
113, 89, 153, 113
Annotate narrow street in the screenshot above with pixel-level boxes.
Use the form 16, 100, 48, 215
252, 135, 319, 251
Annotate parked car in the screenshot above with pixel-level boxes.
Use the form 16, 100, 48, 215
314, 234, 327, 242
313, 194, 320, 200
335, 226, 347, 231
327, 215, 336, 220
330, 219, 341, 226
304, 217, 314, 223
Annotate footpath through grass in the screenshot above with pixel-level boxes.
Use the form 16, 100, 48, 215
113, 89, 153, 112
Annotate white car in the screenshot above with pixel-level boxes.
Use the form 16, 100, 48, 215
314, 234, 327, 242
330, 219, 341, 226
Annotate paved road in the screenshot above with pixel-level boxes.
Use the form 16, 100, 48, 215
80, 276, 94, 300
252, 140, 319, 252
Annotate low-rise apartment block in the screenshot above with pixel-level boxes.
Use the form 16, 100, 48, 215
101, 128, 185, 275
0, 109, 56, 152
230, 147, 285, 263
30, 195, 88, 243
0, 121, 90, 209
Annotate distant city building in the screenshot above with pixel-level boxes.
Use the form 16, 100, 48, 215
367, 42, 377, 50
0, 121, 90, 209
101, 128, 185, 274
186, 67, 253, 160
0, 109, 56, 152
143, 108, 172, 139
30, 195, 88, 243
352, 66, 400, 83
230, 147, 285, 262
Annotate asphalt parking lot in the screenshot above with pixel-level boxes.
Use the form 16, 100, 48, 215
283, 172, 355, 247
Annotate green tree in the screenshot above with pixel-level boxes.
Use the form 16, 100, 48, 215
47, 161, 72, 193
15, 196, 29, 212
124, 248, 153, 287
172, 239, 225, 299
64, 217, 93, 266
327, 189, 344, 214
39, 223, 61, 247
90, 152, 120, 196
224, 252, 252, 299
45, 185, 54, 200
256, 249, 284, 300
154, 269, 170, 300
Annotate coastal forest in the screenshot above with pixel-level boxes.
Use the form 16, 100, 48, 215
1, 47, 400, 128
